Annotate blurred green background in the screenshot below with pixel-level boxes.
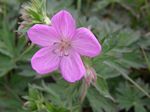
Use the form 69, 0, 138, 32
0, 0, 150, 112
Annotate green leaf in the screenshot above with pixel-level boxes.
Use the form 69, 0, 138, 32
116, 81, 149, 111
0, 54, 16, 77
135, 104, 146, 112
93, 76, 115, 101
104, 60, 150, 98
46, 103, 69, 112
87, 87, 117, 112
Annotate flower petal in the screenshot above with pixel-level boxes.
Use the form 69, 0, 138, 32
60, 52, 85, 83
51, 10, 76, 39
27, 24, 59, 47
72, 27, 102, 57
31, 47, 60, 74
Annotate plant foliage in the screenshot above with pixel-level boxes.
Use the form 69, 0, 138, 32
0, 0, 150, 112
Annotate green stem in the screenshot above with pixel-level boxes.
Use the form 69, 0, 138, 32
144, 0, 149, 14
141, 47, 150, 71
80, 80, 88, 103
4, 76, 23, 103
104, 61, 150, 98
77, 0, 82, 14
123, 74, 150, 98
15, 44, 34, 62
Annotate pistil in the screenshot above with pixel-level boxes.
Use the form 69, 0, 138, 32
53, 39, 71, 56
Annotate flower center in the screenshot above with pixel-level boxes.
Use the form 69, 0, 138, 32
53, 39, 71, 56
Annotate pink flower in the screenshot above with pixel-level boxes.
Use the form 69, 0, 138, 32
27, 10, 101, 83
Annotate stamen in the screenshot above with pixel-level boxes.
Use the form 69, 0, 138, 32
52, 39, 71, 56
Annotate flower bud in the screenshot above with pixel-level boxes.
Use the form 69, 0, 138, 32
84, 65, 97, 86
